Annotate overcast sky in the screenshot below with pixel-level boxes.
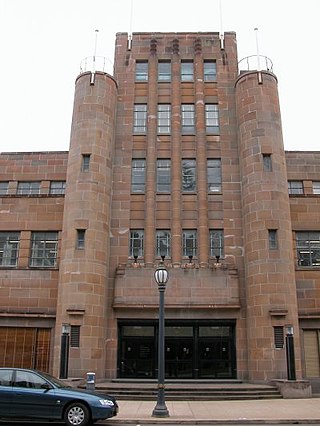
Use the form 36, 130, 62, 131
0, 0, 319, 153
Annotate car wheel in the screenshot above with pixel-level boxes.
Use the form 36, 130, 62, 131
64, 402, 91, 426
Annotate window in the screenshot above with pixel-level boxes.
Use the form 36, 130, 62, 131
274, 326, 284, 349
133, 104, 147, 134
0, 369, 12, 386
263, 154, 272, 172
129, 230, 144, 258
17, 181, 40, 195
135, 61, 148, 81
183, 230, 197, 257
181, 60, 194, 81
313, 181, 320, 194
30, 232, 58, 267
182, 159, 196, 192
204, 60, 217, 81
0, 182, 9, 195
156, 230, 171, 258
207, 159, 221, 192
157, 159, 171, 192
268, 229, 278, 249
14, 370, 47, 389
131, 159, 146, 193
288, 181, 303, 195
296, 231, 320, 267
181, 104, 195, 134
158, 61, 171, 81
70, 325, 80, 348
157, 104, 171, 134
205, 104, 220, 134
81, 154, 90, 172
77, 229, 86, 249
209, 230, 224, 258
50, 181, 66, 195
0, 232, 20, 267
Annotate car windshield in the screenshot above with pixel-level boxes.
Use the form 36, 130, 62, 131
39, 371, 72, 388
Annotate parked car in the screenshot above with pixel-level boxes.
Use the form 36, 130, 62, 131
0, 368, 118, 426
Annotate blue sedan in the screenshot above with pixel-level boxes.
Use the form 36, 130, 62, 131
0, 368, 118, 426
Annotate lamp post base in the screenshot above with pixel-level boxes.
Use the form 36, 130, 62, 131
152, 404, 170, 417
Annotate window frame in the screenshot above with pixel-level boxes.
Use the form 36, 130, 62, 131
81, 154, 91, 172
182, 159, 196, 193
29, 231, 58, 268
157, 159, 171, 193
181, 104, 195, 134
76, 229, 86, 249
205, 104, 220, 134
157, 104, 171, 134
312, 181, 320, 195
296, 231, 320, 267
156, 230, 171, 258
181, 60, 194, 82
182, 230, 197, 257
288, 180, 304, 195
135, 61, 148, 82
131, 159, 146, 193
263, 154, 272, 172
268, 229, 278, 250
129, 230, 144, 258
207, 159, 222, 193
204, 60, 217, 82
133, 104, 147, 134
158, 61, 171, 82
0, 232, 20, 267
209, 229, 224, 258
17, 181, 41, 195
50, 181, 66, 195
0, 182, 9, 196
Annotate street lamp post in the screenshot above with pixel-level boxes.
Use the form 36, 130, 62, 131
285, 325, 296, 381
59, 323, 71, 379
152, 257, 169, 418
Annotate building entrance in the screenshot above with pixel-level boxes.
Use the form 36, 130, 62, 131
118, 320, 236, 379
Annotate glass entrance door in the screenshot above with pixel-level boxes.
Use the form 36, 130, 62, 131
165, 338, 193, 378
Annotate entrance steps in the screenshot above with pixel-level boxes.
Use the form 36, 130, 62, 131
95, 380, 283, 401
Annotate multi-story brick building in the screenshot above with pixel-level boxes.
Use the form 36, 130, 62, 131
1, 31, 320, 387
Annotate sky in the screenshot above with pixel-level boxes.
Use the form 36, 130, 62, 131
0, 0, 319, 153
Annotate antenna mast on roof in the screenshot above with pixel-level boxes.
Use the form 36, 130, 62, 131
128, 0, 134, 50
219, 0, 224, 50
254, 27, 261, 71
90, 29, 99, 85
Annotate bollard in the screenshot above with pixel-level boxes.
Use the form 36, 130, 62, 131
86, 372, 96, 390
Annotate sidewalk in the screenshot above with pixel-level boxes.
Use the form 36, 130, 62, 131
106, 398, 320, 424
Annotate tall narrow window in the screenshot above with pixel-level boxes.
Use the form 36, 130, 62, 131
296, 231, 320, 266
274, 326, 284, 349
182, 159, 196, 192
17, 181, 41, 195
158, 61, 171, 81
183, 230, 197, 257
157, 159, 171, 193
77, 229, 86, 249
205, 104, 220, 134
181, 60, 194, 81
157, 104, 171, 134
133, 104, 147, 134
0, 182, 9, 195
129, 230, 144, 258
135, 61, 148, 81
207, 159, 222, 193
204, 60, 217, 81
288, 181, 303, 195
131, 159, 146, 193
268, 229, 278, 249
209, 230, 224, 258
263, 154, 272, 171
30, 232, 58, 267
0, 232, 20, 267
81, 154, 90, 172
156, 230, 171, 258
70, 325, 81, 348
181, 104, 195, 134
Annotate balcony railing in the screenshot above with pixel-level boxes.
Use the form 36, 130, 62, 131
80, 56, 113, 76
238, 55, 273, 74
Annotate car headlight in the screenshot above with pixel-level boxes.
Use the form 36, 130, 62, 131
99, 399, 115, 407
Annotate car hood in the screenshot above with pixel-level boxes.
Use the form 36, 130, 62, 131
55, 386, 117, 402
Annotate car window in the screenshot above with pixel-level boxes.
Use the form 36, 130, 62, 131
14, 371, 48, 389
0, 369, 12, 386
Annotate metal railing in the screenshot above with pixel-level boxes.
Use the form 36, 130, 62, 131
80, 55, 114, 76
238, 55, 273, 74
